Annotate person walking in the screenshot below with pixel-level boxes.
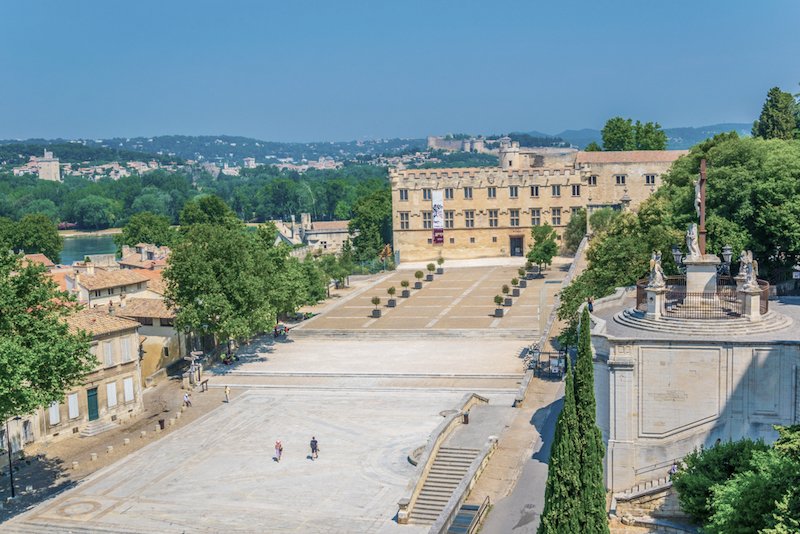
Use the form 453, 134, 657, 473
224, 385, 231, 403
183, 392, 192, 407
310, 436, 319, 460
275, 440, 283, 462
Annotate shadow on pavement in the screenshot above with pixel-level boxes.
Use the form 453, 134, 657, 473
0, 453, 77, 523
530, 397, 563, 463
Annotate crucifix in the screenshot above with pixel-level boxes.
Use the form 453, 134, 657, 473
695, 158, 708, 256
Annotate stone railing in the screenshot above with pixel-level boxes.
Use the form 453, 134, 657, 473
397, 392, 489, 524
428, 437, 498, 534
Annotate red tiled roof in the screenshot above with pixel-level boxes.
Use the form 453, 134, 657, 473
309, 220, 350, 232
576, 150, 688, 164
22, 253, 55, 268
66, 309, 140, 337
71, 268, 150, 291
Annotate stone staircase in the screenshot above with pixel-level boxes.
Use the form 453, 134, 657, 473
409, 447, 480, 525
0, 520, 149, 534
79, 418, 118, 437
614, 308, 793, 336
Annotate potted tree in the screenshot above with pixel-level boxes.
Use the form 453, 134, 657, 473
502, 284, 512, 306
525, 261, 535, 279
426, 263, 436, 281
414, 270, 424, 289
400, 280, 411, 298
387, 286, 397, 307
518, 268, 528, 288
494, 295, 504, 317
371, 296, 381, 318
511, 278, 520, 297
436, 256, 445, 275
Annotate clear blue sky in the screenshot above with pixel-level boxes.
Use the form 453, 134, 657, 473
1, 1, 798, 142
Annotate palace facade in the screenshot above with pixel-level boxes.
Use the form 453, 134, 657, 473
390, 139, 687, 261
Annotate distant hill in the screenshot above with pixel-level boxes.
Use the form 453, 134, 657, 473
546, 123, 752, 150
0, 141, 180, 166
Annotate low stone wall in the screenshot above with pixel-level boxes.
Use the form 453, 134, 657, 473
397, 393, 489, 524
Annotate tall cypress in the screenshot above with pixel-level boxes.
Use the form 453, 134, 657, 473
538, 355, 581, 533
574, 307, 609, 533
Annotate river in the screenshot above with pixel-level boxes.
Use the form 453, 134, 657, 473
60, 235, 117, 265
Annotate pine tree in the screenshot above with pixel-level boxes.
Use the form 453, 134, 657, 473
538, 356, 581, 533
752, 87, 798, 140
573, 307, 609, 533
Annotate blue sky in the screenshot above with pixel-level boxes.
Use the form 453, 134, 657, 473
1, 1, 798, 141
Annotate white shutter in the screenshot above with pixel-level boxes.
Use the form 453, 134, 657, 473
106, 382, 117, 408
121, 337, 131, 362
68, 393, 79, 419
104, 342, 114, 367
123, 377, 134, 403
49, 402, 60, 425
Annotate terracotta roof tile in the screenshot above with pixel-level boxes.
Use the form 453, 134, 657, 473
22, 253, 55, 268
130, 269, 167, 295
71, 268, 150, 291
66, 309, 140, 337
101, 297, 175, 319
576, 150, 688, 164
309, 220, 350, 232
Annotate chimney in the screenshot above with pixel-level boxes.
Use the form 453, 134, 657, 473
141, 248, 147, 262
86, 262, 95, 275
74, 270, 81, 287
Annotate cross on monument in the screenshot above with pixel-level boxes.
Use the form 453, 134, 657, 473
698, 159, 707, 256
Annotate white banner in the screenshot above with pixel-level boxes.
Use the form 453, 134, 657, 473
431, 190, 444, 245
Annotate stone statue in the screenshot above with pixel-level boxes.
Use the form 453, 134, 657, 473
741, 250, 759, 290
686, 223, 702, 259
647, 250, 666, 289
737, 250, 747, 278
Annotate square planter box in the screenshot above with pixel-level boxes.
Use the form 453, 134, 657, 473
387, 299, 396, 308
401, 290, 410, 298
425, 274, 434, 281
414, 281, 423, 289
526, 273, 535, 280
495, 308, 504, 318
436, 268, 444, 275
372, 309, 382, 318
519, 280, 527, 288
512, 288, 520, 297
504, 297, 513, 307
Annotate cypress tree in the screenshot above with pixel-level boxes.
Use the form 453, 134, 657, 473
752, 87, 798, 140
574, 307, 609, 533
538, 356, 581, 533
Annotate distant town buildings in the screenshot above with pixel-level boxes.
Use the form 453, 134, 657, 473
12, 149, 61, 181
243, 157, 257, 169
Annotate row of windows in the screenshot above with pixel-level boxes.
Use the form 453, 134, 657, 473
50, 377, 136, 425
424, 234, 562, 245
93, 336, 137, 369
400, 208, 565, 229
91, 283, 145, 299
400, 175, 657, 202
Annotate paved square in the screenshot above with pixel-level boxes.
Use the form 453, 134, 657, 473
10, 389, 476, 533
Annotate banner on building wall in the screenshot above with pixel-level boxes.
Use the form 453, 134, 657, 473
432, 190, 444, 245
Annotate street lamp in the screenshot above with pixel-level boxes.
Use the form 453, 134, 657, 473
720, 244, 733, 276
5, 416, 21, 499
671, 245, 684, 273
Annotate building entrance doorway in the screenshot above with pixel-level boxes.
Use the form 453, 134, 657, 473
87, 388, 99, 421
510, 236, 524, 257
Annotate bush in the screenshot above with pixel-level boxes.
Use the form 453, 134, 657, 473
400, 280, 409, 288
494, 295, 503, 306
426, 263, 436, 273
437, 257, 444, 266
414, 270, 424, 280
518, 267, 526, 277
673, 439, 769, 524
387, 286, 396, 297
502, 284, 510, 294
511, 277, 519, 286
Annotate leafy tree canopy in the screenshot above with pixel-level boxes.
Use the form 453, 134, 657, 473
601, 117, 667, 150
348, 187, 392, 261
7, 213, 63, 263
563, 208, 586, 254
528, 224, 559, 270
752, 86, 799, 140
114, 212, 177, 250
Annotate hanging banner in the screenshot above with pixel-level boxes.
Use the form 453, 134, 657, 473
432, 190, 444, 245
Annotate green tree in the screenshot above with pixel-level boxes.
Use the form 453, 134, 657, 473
573, 308, 609, 533
601, 117, 635, 151
538, 356, 581, 533
584, 141, 602, 152
634, 121, 668, 150
20, 199, 59, 221
114, 212, 177, 250
73, 194, 120, 229
0, 252, 95, 425
348, 188, 392, 261
528, 224, 559, 272
179, 195, 236, 227
563, 207, 586, 254
13, 213, 63, 263
752, 87, 799, 140
588, 208, 620, 235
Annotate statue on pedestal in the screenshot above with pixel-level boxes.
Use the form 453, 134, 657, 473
740, 250, 760, 290
647, 250, 666, 289
686, 223, 702, 259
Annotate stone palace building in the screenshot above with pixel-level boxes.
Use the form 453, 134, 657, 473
390, 138, 687, 261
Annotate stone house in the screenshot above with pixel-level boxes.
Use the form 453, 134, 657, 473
65, 264, 151, 307
118, 244, 170, 270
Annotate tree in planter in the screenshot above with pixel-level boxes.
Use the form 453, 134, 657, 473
518, 267, 528, 287
512, 277, 519, 286
426, 263, 436, 280
436, 256, 445, 274
371, 296, 381, 310
511, 278, 520, 296
502, 284, 510, 295
494, 294, 504, 317
387, 286, 397, 307
400, 279, 410, 297
414, 270, 424, 288
518, 267, 527, 278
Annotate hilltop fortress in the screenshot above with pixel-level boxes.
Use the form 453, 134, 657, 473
391, 138, 687, 261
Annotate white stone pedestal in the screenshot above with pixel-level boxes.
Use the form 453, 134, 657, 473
739, 287, 762, 322
645, 287, 667, 320
684, 255, 721, 293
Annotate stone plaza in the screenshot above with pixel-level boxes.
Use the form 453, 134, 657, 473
3, 259, 566, 533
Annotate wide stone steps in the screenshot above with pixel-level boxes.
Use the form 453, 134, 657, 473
79, 419, 118, 437
409, 447, 480, 525
0, 520, 149, 534
289, 328, 535, 340
613, 308, 793, 336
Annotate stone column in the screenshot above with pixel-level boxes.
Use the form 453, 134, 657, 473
684, 255, 721, 293
607, 352, 636, 492
739, 286, 762, 322
645, 287, 667, 320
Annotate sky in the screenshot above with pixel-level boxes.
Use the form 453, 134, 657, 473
1, 1, 798, 142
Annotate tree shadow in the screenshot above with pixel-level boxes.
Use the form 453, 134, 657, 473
0, 453, 76, 523
531, 396, 563, 464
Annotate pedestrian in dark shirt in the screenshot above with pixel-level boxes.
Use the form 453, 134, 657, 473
310, 436, 319, 460
587, 296, 594, 313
